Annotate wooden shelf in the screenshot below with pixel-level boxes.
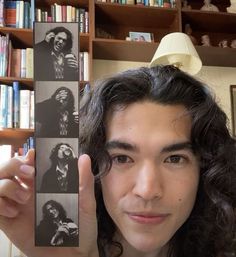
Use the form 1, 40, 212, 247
0, 128, 34, 147
35, 0, 89, 8
0, 27, 33, 47
181, 9, 236, 33
93, 38, 236, 67
0, 77, 33, 88
93, 38, 158, 62
95, 2, 178, 28
80, 33, 90, 52
196, 46, 236, 67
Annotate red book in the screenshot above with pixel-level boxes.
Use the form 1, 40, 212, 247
10, 48, 21, 78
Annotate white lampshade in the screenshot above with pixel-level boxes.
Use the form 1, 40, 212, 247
150, 32, 202, 75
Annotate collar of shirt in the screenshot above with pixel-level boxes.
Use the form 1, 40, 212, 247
56, 164, 68, 177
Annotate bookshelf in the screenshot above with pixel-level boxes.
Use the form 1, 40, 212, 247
0, 0, 236, 154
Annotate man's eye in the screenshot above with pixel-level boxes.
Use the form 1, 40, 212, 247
112, 155, 132, 164
165, 155, 186, 164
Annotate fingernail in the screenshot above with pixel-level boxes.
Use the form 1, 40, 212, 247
15, 189, 30, 202
20, 165, 34, 177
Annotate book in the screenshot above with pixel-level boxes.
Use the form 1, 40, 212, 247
83, 52, 89, 81
4, 1, 17, 27
29, 90, 34, 129
20, 89, 31, 129
10, 48, 21, 78
0, 0, 4, 27
7, 85, 13, 128
0, 84, 8, 128
30, 0, 35, 28
20, 48, 26, 78
26, 48, 33, 78
13, 81, 20, 128
24, 1, 30, 28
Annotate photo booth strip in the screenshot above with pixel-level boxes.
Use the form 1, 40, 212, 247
34, 22, 80, 247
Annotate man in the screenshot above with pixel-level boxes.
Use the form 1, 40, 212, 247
34, 26, 78, 81
35, 86, 78, 137
0, 65, 235, 257
36, 200, 78, 246
39, 143, 78, 193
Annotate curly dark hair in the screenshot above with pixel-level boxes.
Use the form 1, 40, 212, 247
42, 200, 67, 221
47, 26, 73, 53
79, 65, 236, 257
49, 143, 74, 166
51, 86, 75, 114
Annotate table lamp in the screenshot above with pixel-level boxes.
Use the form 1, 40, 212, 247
150, 32, 202, 75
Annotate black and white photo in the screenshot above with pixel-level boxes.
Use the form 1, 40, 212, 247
35, 82, 79, 138
34, 23, 79, 81
36, 138, 79, 193
36, 194, 78, 247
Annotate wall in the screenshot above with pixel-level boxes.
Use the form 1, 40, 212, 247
93, 60, 236, 133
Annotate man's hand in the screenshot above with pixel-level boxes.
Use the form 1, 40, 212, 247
0, 151, 99, 257
45, 32, 55, 43
65, 53, 78, 70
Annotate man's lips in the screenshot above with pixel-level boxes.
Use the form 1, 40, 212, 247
126, 212, 170, 224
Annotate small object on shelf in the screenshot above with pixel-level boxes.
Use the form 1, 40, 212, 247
182, 0, 192, 9
184, 24, 197, 45
201, 34, 211, 46
231, 39, 236, 48
200, 0, 219, 12
129, 32, 152, 42
227, 0, 236, 13
218, 39, 228, 48
95, 27, 114, 39
163, 0, 171, 8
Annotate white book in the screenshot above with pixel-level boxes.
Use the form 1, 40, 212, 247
19, 1, 24, 28
0, 84, 8, 128
54, 3, 62, 22
83, 52, 89, 81
7, 86, 13, 128
66, 5, 72, 22
26, 48, 33, 78
0, 230, 11, 256
20, 89, 31, 129
30, 90, 34, 129
21, 49, 26, 78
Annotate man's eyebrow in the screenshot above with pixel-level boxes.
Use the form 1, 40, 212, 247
161, 141, 194, 153
105, 140, 138, 152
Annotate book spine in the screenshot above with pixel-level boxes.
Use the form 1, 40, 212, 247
7, 85, 13, 128
83, 52, 89, 81
20, 89, 30, 129
13, 81, 20, 128
29, 90, 34, 129
20, 48, 26, 78
24, 1, 30, 28
0, 0, 4, 27
26, 48, 33, 78
0, 84, 8, 128
4, 1, 17, 27
30, 0, 35, 28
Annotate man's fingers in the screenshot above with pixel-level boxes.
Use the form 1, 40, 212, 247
0, 197, 19, 217
0, 179, 31, 204
0, 149, 35, 180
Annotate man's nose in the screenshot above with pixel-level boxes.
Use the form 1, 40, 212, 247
132, 161, 163, 201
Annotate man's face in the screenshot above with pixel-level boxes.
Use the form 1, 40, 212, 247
46, 204, 59, 220
53, 32, 67, 53
58, 144, 71, 159
101, 101, 199, 255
